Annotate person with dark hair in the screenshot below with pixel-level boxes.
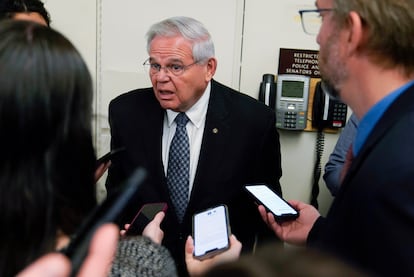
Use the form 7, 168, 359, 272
0, 0, 50, 26
0, 0, 114, 183
261, 0, 414, 275
105, 16, 282, 276
0, 19, 96, 277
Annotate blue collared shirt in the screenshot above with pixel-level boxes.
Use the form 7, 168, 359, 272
354, 80, 414, 156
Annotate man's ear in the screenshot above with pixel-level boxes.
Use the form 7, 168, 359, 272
346, 11, 365, 56
205, 57, 217, 81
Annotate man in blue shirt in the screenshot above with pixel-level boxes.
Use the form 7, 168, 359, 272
260, 0, 414, 275
323, 113, 358, 196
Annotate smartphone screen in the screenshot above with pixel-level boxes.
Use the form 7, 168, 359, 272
245, 184, 299, 221
125, 202, 168, 236
193, 205, 230, 260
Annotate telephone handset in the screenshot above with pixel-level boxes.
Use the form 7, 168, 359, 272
312, 81, 347, 130
310, 81, 347, 208
258, 74, 277, 110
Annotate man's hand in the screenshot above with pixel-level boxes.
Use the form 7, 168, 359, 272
17, 224, 119, 277
258, 200, 320, 246
120, 211, 165, 245
142, 211, 165, 244
185, 234, 242, 277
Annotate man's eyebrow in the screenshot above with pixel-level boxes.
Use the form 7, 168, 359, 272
167, 58, 184, 64
149, 58, 184, 64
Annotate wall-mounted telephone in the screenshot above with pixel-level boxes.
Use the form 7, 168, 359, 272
312, 81, 347, 130
310, 80, 348, 209
275, 74, 310, 130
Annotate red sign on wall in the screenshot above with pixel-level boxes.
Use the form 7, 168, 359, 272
278, 48, 320, 78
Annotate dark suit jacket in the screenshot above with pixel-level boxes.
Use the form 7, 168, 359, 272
106, 79, 282, 275
308, 83, 414, 276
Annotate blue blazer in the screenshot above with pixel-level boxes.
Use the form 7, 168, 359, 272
106, 79, 282, 274
309, 83, 414, 276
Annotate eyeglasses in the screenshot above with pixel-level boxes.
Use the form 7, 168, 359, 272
143, 58, 199, 76
298, 9, 334, 35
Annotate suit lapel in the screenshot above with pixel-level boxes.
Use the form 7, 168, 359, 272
190, 80, 231, 200
140, 97, 169, 194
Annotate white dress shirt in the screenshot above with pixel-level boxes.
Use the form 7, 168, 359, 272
162, 82, 211, 195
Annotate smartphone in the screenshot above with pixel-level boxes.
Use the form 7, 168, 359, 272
95, 147, 126, 168
192, 204, 230, 260
62, 167, 146, 276
125, 202, 168, 236
245, 184, 299, 222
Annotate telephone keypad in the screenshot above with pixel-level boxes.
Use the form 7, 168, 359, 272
276, 111, 306, 130
333, 103, 347, 120
331, 103, 347, 127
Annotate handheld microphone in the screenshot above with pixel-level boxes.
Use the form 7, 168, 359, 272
62, 168, 147, 276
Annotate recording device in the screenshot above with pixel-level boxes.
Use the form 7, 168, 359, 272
192, 204, 230, 260
245, 184, 299, 222
95, 147, 126, 168
62, 168, 146, 276
258, 73, 277, 110
275, 74, 310, 130
125, 202, 168, 236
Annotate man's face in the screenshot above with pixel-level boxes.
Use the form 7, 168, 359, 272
316, 0, 347, 99
13, 12, 48, 26
148, 35, 215, 112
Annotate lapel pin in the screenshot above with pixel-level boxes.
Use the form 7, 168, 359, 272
212, 128, 218, 134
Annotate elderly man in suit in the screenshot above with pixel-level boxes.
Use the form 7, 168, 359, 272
106, 16, 282, 276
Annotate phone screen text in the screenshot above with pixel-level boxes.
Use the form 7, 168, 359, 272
246, 185, 297, 216
194, 205, 229, 257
